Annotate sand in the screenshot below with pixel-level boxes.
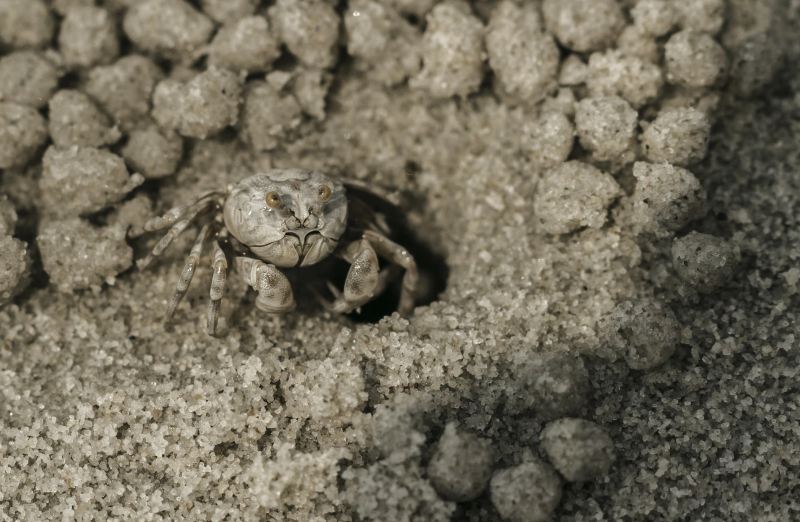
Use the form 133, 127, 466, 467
1, 0, 799, 520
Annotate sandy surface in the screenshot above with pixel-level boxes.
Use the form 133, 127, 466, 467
1, 1, 799, 520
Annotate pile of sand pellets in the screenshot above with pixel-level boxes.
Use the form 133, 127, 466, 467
0, 0, 798, 520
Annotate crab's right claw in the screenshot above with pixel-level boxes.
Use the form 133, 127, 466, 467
236, 257, 296, 314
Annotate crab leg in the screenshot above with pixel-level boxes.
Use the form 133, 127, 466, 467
363, 230, 418, 315
207, 239, 228, 336
129, 191, 222, 238
165, 223, 212, 320
137, 217, 194, 270
136, 198, 220, 270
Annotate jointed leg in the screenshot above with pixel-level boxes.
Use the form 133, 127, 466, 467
129, 191, 222, 238
137, 216, 194, 270
207, 239, 228, 336
235, 257, 295, 313
135, 197, 222, 270
166, 223, 212, 320
363, 230, 418, 315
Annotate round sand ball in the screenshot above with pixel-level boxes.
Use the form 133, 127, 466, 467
240, 81, 303, 151
427, 422, 494, 502
559, 55, 587, 87
201, 0, 259, 23
410, 0, 485, 99
208, 16, 281, 74
291, 68, 333, 121
616, 25, 661, 65
344, 0, 422, 87
642, 107, 710, 167
0, 0, 54, 50
38, 218, 133, 293
675, 0, 726, 35
542, 0, 625, 53
152, 67, 243, 140
269, 0, 340, 69
124, 0, 214, 61
85, 55, 164, 131
521, 110, 575, 170
121, 123, 184, 179
40, 146, 145, 217
490, 459, 562, 522
0, 102, 48, 169
587, 50, 664, 108
600, 298, 680, 370
48, 90, 122, 148
346, 0, 399, 62
508, 352, 590, 420
0, 51, 60, 109
59, 6, 119, 69
540, 419, 614, 482
631, 162, 706, 235
631, 0, 676, 37
541, 87, 578, 117
575, 96, 638, 164
150, 80, 185, 133
672, 232, 740, 293
0, 236, 31, 306
487, 1, 559, 103
534, 161, 621, 235
665, 30, 728, 88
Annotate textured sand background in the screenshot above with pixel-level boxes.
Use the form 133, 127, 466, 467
1, 0, 799, 520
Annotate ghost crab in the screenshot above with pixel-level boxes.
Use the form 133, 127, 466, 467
132, 169, 419, 335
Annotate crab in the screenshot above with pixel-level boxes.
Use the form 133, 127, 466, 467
132, 169, 419, 335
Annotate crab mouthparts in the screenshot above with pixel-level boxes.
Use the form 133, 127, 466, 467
286, 230, 322, 260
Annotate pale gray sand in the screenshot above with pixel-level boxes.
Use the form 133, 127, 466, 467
1, 1, 798, 520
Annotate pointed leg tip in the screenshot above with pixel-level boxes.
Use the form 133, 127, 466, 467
207, 301, 221, 336
397, 301, 415, 317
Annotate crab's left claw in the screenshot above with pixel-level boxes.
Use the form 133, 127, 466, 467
327, 240, 381, 314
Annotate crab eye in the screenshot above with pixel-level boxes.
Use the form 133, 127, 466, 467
265, 191, 282, 209
318, 185, 332, 202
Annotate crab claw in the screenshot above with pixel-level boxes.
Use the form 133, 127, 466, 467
235, 257, 296, 314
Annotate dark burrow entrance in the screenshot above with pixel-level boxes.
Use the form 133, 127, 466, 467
289, 186, 450, 324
